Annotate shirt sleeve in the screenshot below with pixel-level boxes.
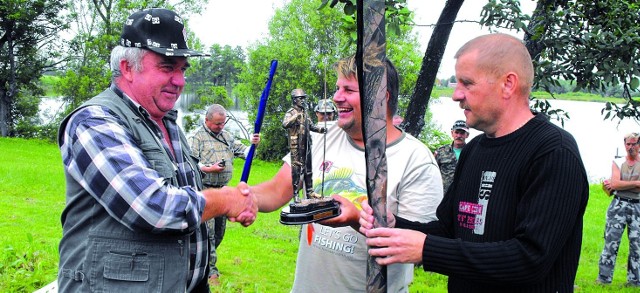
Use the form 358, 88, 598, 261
60, 106, 206, 233
394, 152, 443, 223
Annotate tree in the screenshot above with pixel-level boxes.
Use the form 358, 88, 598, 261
238, 0, 422, 161
481, 0, 640, 122
0, 0, 67, 137
57, 1, 210, 118
187, 44, 245, 108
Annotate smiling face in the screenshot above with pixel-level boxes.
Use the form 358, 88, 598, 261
120, 51, 189, 120
333, 74, 363, 140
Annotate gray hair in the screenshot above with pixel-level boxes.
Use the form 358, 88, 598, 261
624, 132, 640, 143
206, 104, 227, 119
110, 46, 147, 81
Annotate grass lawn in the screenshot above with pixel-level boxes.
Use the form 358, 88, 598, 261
1, 137, 638, 292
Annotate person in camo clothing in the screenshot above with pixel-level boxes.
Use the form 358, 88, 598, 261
598, 132, 640, 287
434, 120, 469, 192
189, 104, 260, 286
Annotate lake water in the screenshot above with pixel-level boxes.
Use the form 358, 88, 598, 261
429, 97, 640, 183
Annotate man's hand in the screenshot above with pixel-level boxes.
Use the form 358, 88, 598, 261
225, 182, 257, 227
358, 198, 396, 236
319, 194, 359, 230
365, 227, 426, 266
200, 163, 225, 173
251, 133, 261, 145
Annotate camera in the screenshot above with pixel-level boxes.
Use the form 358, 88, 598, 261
218, 159, 226, 167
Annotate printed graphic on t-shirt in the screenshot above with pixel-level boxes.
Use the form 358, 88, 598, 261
305, 165, 367, 258
457, 170, 495, 235
306, 224, 360, 257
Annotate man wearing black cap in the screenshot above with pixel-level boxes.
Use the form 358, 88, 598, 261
57, 8, 257, 292
434, 120, 469, 192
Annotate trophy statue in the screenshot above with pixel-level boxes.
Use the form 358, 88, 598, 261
280, 88, 340, 225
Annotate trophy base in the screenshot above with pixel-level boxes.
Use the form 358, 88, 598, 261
280, 197, 340, 225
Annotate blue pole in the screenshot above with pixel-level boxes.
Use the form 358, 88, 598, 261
240, 60, 278, 183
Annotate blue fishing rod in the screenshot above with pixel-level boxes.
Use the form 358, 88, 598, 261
240, 60, 278, 183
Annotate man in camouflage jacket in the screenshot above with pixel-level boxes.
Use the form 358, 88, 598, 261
434, 120, 469, 192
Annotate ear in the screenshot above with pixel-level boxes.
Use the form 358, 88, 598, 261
502, 72, 518, 98
120, 59, 135, 82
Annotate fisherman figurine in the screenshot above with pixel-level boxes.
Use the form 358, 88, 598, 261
283, 89, 326, 201
280, 88, 340, 224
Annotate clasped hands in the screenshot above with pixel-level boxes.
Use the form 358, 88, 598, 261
223, 182, 257, 227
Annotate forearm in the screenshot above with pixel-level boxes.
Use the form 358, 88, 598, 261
255, 164, 294, 212
611, 179, 640, 191
201, 187, 233, 221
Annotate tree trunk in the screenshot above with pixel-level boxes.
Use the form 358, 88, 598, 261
0, 24, 17, 137
404, 0, 465, 138
0, 89, 10, 137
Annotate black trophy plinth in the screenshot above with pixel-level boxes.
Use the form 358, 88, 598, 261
280, 197, 341, 225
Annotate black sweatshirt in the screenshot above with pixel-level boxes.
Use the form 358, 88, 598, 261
397, 114, 589, 292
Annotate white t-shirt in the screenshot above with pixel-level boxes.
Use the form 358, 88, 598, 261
286, 124, 443, 292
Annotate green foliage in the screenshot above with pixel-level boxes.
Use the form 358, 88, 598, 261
0, 0, 67, 136
481, 0, 640, 122
238, 0, 423, 161
319, 0, 413, 39
58, 1, 211, 120
188, 44, 246, 92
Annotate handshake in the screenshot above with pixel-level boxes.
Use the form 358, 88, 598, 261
202, 182, 258, 227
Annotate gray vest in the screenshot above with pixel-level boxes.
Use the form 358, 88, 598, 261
57, 88, 203, 292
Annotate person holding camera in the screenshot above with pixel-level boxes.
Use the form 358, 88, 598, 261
189, 103, 260, 286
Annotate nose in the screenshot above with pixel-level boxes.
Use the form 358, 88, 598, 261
172, 71, 186, 87
333, 89, 344, 103
452, 84, 464, 102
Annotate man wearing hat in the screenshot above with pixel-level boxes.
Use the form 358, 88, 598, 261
314, 98, 338, 125
434, 120, 469, 192
57, 8, 257, 292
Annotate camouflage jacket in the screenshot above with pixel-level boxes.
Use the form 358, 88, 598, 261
434, 143, 458, 192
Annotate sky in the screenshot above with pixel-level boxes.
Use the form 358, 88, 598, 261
190, 0, 536, 78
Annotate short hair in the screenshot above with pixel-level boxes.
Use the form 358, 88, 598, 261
455, 33, 534, 97
333, 54, 399, 116
206, 104, 227, 120
110, 46, 147, 81
624, 132, 640, 143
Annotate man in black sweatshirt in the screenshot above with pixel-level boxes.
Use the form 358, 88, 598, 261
359, 33, 588, 292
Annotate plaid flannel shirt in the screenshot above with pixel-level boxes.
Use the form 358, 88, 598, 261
60, 96, 208, 291
189, 125, 249, 186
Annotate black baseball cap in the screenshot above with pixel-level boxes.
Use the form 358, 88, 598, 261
120, 8, 209, 57
452, 120, 469, 132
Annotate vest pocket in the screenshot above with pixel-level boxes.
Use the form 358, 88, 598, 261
104, 251, 150, 281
